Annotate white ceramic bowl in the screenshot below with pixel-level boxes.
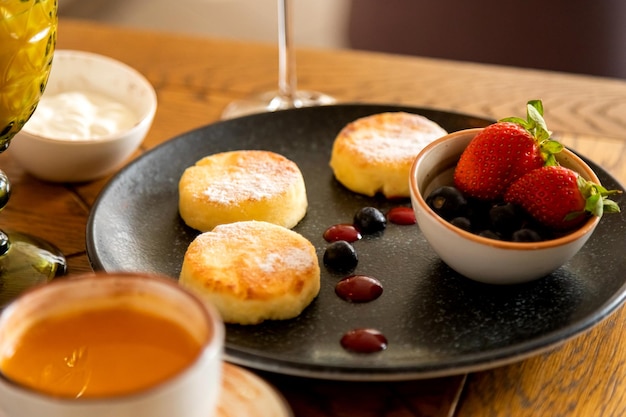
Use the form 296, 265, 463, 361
409, 128, 600, 284
0, 272, 224, 417
10, 50, 157, 183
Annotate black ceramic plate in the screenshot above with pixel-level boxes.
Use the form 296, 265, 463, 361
86, 104, 626, 381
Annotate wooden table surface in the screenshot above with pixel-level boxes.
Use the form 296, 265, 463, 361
2, 18, 626, 416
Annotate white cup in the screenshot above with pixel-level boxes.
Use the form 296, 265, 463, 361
0, 272, 224, 417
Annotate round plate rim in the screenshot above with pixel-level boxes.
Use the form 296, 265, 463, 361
86, 103, 626, 381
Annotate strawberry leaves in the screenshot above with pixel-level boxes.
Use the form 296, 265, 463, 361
500, 99, 563, 166
500, 99, 549, 140
578, 175, 622, 218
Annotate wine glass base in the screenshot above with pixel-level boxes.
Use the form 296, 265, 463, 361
221, 90, 336, 120
0, 230, 67, 308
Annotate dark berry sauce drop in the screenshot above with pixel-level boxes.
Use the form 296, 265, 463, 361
323, 224, 362, 243
335, 275, 383, 302
387, 207, 416, 225
340, 328, 388, 353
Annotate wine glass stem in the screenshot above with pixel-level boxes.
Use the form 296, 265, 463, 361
277, 0, 297, 101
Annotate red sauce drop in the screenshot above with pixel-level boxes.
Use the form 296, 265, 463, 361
340, 328, 388, 353
335, 275, 383, 302
387, 207, 416, 225
323, 224, 362, 243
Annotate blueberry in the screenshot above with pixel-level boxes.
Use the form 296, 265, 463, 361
426, 186, 468, 220
512, 228, 543, 242
489, 203, 524, 236
353, 207, 386, 234
450, 216, 472, 231
478, 230, 501, 240
323, 240, 358, 272
465, 197, 492, 230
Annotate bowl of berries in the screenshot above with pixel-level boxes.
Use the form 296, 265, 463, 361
409, 100, 621, 284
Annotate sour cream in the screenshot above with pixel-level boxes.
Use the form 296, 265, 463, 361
25, 90, 138, 140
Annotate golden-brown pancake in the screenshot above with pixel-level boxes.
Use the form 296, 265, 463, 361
330, 112, 447, 198
179, 150, 307, 231
179, 221, 320, 325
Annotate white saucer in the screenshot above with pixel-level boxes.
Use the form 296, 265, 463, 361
0, 363, 292, 417
217, 363, 293, 417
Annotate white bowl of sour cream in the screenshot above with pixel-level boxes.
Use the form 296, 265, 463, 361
11, 50, 157, 183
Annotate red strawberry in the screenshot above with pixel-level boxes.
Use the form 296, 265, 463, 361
504, 165, 621, 230
454, 100, 562, 200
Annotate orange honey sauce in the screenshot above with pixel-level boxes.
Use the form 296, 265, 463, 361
0, 305, 203, 398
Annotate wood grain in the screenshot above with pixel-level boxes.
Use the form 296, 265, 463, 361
1, 17, 622, 417
458, 307, 626, 417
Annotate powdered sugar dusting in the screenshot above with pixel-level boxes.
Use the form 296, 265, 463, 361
202, 153, 298, 204
210, 222, 315, 273
354, 127, 443, 162
257, 247, 314, 273
357, 131, 437, 161
344, 113, 447, 162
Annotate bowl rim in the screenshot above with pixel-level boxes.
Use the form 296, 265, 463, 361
409, 128, 601, 251
20, 49, 157, 145
0, 271, 224, 403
